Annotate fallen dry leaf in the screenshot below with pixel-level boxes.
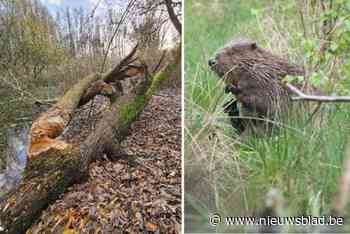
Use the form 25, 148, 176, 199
28, 88, 181, 234
145, 222, 158, 232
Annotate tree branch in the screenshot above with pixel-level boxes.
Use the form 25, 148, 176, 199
100, 0, 136, 73
286, 83, 350, 102
164, 0, 181, 36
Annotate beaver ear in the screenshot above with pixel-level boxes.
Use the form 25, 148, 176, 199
251, 42, 258, 50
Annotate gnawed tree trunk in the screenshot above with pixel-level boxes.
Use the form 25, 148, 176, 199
27, 44, 139, 160
0, 46, 180, 234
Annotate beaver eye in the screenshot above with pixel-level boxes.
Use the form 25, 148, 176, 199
251, 42, 258, 50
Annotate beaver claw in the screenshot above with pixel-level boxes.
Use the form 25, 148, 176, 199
225, 84, 241, 94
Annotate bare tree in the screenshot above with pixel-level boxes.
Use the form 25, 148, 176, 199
135, 0, 182, 36
65, 7, 76, 56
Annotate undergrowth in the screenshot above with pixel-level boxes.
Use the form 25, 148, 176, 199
185, 0, 350, 233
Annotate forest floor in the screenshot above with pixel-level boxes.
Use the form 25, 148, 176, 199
28, 87, 182, 234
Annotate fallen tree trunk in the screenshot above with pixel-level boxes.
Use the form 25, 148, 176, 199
0, 46, 180, 234
27, 44, 139, 160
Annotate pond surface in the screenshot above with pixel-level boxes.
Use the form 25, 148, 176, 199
0, 125, 29, 198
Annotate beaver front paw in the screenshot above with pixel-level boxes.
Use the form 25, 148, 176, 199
224, 84, 241, 94
223, 99, 245, 133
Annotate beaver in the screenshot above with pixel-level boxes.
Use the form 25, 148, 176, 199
208, 40, 304, 134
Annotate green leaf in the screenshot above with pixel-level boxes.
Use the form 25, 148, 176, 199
250, 8, 259, 16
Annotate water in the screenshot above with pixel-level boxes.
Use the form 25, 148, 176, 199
0, 126, 29, 197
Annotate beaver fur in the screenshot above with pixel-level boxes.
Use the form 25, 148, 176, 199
209, 40, 304, 134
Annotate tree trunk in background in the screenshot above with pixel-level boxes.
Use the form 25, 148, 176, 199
164, 0, 182, 36
66, 7, 76, 56
0, 46, 180, 234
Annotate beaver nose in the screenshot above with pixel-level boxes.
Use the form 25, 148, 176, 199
208, 59, 216, 67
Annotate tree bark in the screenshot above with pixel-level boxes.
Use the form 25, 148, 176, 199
27, 44, 138, 160
0, 46, 180, 234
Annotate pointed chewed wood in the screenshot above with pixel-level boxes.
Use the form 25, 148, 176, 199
27, 44, 141, 160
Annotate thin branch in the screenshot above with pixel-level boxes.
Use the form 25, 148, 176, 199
286, 83, 350, 102
1, 69, 42, 103
152, 50, 167, 74
100, 0, 136, 73
89, 0, 103, 19
305, 102, 322, 126
296, 0, 307, 38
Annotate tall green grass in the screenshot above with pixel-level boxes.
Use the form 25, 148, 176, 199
185, 0, 350, 233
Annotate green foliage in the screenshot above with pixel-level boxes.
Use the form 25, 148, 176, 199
281, 0, 350, 93
0, 0, 67, 78
18, 15, 66, 70
185, 0, 350, 232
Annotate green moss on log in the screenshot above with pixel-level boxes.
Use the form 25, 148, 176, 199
117, 61, 178, 131
5, 170, 77, 234
24, 145, 77, 179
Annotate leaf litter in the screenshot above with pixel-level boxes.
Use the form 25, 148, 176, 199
28, 88, 181, 234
